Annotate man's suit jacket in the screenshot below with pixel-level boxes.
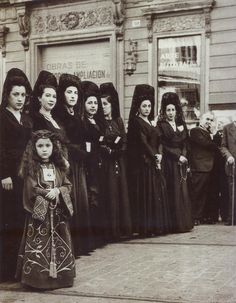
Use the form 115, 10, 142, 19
189, 126, 218, 172
221, 122, 236, 160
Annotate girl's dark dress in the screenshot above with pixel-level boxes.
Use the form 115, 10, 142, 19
56, 108, 92, 256
16, 164, 75, 289
157, 121, 193, 233
0, 109, 32, 281
127, 117, 171, 236
103, 117, 132, 241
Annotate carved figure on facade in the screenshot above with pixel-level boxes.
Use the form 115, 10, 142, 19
60, 12, 80, 30
17, 11, 30, 51
0, 25, 9, 57
31, 7, 113, 35
146, 14, 153, 43
204, 8, 211, 38
112, 0, 125, 41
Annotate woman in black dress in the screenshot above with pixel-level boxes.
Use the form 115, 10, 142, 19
55, 73, 92, 256
29, 71, 68, 161
157, 92, 193, 233
0, 68, 32, 281
80, 81, 107, 248
30, 71, 59, 132
100, 82, 132, 242
127, 84, 171, 237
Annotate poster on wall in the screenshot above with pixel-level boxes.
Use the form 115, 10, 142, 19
40, 40, 111, 85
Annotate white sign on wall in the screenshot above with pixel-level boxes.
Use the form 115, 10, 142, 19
40, 40, 111, 85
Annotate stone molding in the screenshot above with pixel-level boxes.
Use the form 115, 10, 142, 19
31, 6, 113, 35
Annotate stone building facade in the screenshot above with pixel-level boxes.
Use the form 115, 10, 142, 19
0, 0, 235, 124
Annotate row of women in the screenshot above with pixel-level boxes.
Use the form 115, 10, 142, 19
0, 68, 193, 289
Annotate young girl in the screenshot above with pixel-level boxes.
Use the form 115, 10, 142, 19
16, 130, 75, 289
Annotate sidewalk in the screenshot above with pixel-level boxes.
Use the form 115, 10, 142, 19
0, 224, 236, 303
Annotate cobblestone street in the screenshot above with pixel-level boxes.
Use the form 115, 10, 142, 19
0, 224, 236, 303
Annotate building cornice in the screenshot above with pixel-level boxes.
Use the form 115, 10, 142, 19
142, 0, 215, 42
142, 0, 215, 16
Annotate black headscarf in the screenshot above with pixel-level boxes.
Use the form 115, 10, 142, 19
159, 92, 185, 125
0, 68, 32, 112
128, 84, 155, 123
100, 82, 120, 119
55, 73, 82, 116
29, 70, 58, 115
81, 80, 106, 131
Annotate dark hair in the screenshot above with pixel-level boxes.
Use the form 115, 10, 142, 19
101, 94, 111, 103
29, 70, 57, 117
158, 92, 185, 125
100, 82, 121, 119
128, 84, 155, 123
1, 75, 32, 110
29, 84, 57, 114
55, 73, 82, 118
19, 129, 68, 178
81, 81, 106, 132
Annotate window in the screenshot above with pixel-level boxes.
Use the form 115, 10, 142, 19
157, 35, 201, 125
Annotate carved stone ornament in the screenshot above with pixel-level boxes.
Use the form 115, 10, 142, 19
112, 0, 125, 41
142, 0, 215, 41
146, 14, 153, 43
31, 7, 113, 35
154, 14, 205, 33
14, 3, 30, 51
18, 11, 30, 51
0, 25, 9, 57
204, 7, 211, 38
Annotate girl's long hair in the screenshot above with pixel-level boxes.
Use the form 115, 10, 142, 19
19, 129, 68, 179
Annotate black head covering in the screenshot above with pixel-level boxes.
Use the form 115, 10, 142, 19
33, 70, 57, 95
29, 70, 58, 115
100, 82, 120, 119
81, 80, 106, 131
1, 68, 32, 111
55, 73, 82, 116
159, 92, 185, 125
128, 84, 155, 122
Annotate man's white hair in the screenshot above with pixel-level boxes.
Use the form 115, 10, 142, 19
200, 111, 215, 123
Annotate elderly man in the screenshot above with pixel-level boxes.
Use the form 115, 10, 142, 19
221, 112, 236, 225
189, 112, 218, 225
